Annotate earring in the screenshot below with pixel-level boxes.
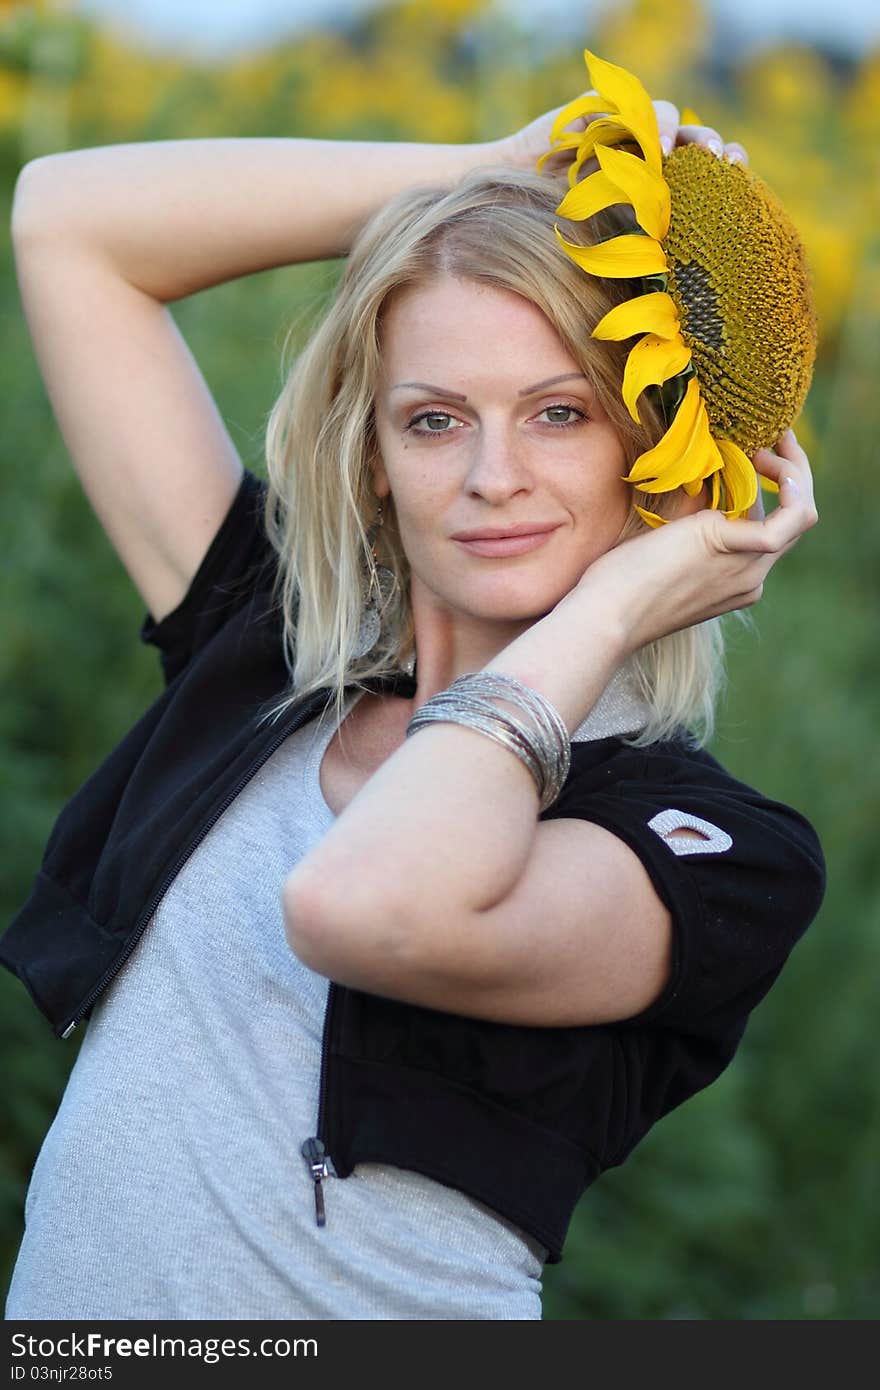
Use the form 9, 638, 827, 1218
353, 500, 399, 658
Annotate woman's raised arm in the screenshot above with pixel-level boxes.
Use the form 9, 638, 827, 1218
11, 137, 500, 302
10, 137, 500, 628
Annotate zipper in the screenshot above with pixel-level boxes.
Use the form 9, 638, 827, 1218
300, 978, 340, 1225
59, 687, 332, 1039
300, 1137, 336, 1226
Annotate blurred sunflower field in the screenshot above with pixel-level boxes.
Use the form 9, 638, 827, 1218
1, 0, 877, 1320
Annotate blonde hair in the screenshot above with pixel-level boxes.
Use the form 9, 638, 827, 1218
259, 165, 743, 746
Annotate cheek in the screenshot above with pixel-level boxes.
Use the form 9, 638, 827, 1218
381, 469, 449, 566
570, 437, 630, 511
596, 434, 631, 506
376, 439, 448, 521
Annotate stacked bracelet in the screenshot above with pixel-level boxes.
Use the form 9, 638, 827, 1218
404, 671, 571, 813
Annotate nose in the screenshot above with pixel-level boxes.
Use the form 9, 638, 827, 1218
463, 419, 534, 504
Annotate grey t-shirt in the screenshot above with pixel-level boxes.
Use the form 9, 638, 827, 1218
6, 688, 556, 1321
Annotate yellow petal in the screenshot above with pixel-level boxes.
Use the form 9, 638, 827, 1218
566, 136, 614, 187
759, 475, 780, 494
633, 504, 668, 528
583, 49, 662, 175
696, 436, 726, 482
710, 470, 721, 510
595, 144, 671, 240
680, 106, 702, 126
571, 117, 645, 171
641, 431, 721, 494
556, 168, 632, 223
642, 449, 719, 495
624, 378, 701, 484
555, 226, 667, 278
535, 131, 586, 172
682, 477, 705, 496
626, 380, 723, 492
550, 93, 616, 144
593, 292, 681, 342
621, 333, 692, 423
717, 438, 758, 516
564, 120, 652, 185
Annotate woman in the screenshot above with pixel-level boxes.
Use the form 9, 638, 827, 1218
2, 74, 823, 1320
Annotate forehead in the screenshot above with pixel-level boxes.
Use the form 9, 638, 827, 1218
378, 274, 573, 371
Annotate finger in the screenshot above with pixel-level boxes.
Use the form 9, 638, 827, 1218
676, 124, 724, 157
753, 434, 816, 511
724, 476, 818, 555
776, 534, 803, 558
723, 141, 749, 166
712, 436, 817, 550
772, 428, 809, 466
652, 99, 680, 156
755, 456, 817, 521
746, 486, 766, 522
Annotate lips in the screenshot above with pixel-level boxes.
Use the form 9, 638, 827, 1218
451, 523, 560, 541
452, 528, 560, 558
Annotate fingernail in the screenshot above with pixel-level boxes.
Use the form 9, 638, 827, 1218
660, 135, 673, 155
784, 476, 799, 492
707, 138, 723, 157
725, 150, 744, 165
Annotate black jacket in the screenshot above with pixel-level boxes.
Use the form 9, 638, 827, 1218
0, 468, 827, 1262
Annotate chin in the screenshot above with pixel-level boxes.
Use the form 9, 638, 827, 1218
459, 591, 563, 625
414, 565, 568, 623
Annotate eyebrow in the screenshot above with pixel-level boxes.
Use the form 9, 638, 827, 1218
388, 372, 590, 402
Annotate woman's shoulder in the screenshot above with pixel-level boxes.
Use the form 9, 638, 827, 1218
139, 467, 279, 686
628, 732, 824, 864
551, 726, 826, 934
548, 728, 826, 1038
567, 728, 821, 843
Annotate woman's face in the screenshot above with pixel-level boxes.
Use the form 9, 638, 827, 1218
372, 273, 632, 629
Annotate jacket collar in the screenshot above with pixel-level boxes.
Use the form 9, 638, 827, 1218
355, 661, 649, 742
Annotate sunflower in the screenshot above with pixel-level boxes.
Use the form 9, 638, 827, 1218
539, 51, 817, 527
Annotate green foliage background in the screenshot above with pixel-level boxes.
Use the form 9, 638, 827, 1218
1, 0, 877, 1319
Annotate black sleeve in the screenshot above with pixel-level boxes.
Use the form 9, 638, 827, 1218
541, 741, 826, 1166
542, 742, 827, 1041
138, 468, 276, 686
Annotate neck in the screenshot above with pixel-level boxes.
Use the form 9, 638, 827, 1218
377, 569, 650, 735
380, 653, 649, 743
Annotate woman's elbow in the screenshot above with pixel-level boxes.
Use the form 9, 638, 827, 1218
11, 155, 71, 247
281, 870, 419, 987
282, 870, 334, 969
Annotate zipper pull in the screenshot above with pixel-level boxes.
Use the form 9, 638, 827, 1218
301, 1137, 335, 1227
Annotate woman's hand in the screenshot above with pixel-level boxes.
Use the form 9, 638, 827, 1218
573, 431, 818, 654
497, 94, 748, 174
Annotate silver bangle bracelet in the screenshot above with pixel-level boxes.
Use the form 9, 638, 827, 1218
463, 673, 570, 793
407, 693, 547, 798
405, 671, 571, 812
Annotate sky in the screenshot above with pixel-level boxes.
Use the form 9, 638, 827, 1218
75, 0, 880, 59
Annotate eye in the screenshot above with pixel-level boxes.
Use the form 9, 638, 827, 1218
536, 404, 589, 427
407, 410, 464, 435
